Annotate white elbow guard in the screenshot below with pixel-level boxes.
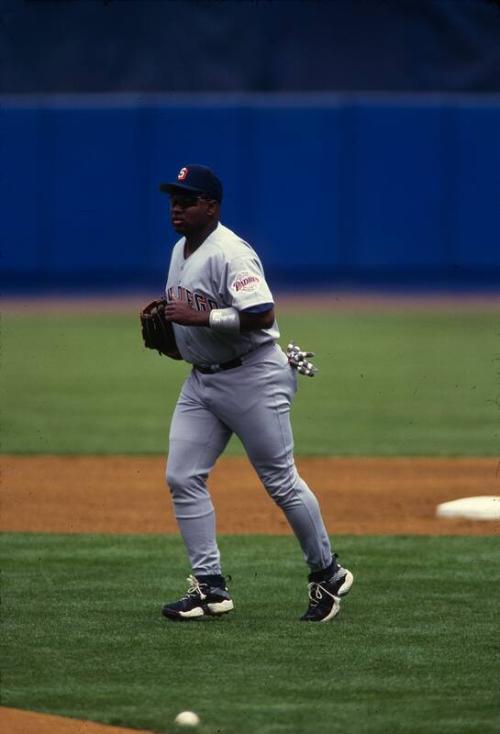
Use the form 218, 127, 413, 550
209, 307, 240, 334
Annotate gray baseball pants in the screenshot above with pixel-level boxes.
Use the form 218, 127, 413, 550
166, 343, 334, 576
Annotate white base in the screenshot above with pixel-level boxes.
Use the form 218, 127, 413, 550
436, 496, 500, 521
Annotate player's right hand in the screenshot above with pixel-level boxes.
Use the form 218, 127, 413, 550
286, 341, 318, 377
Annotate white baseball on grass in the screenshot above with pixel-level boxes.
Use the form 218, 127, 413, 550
175, 711, 200, 726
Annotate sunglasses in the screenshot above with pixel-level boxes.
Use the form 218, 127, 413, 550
169, 194, 211, 209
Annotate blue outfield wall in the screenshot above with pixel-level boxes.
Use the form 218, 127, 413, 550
1, 94, 500, 292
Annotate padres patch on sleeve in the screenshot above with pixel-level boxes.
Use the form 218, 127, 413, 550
230, 271, 262, 293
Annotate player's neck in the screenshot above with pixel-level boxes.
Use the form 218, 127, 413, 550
184, 220, 219, 257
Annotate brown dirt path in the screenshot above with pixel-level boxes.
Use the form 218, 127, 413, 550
0, 708, 157, 734
2, 455, 499, 535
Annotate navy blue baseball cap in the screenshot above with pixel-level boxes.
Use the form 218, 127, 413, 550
159, 164, 223, 202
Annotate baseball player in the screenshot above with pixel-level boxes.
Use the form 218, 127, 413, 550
157, 164, 353, 623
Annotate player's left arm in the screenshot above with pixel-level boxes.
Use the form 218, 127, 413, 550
163, 298, 274, 331
223, 252, 275, 331
165, 250, 275, 331
239, 304, 274, 331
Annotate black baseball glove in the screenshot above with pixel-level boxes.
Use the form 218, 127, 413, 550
140, 299, 182, 359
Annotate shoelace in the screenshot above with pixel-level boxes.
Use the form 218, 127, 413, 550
183, 575, 207, 601
307, 581, 337, 606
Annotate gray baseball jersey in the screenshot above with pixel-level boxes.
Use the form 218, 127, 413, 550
164, 219, 335, 580
165, 222, 280, 366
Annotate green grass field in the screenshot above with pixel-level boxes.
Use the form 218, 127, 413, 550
1, 533, 499, 734
2, 310, 498, 455
2, 306, 499, 734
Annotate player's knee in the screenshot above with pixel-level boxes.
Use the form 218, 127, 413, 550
262, 469, 313, 510
166, 463, 202, 498
165, 463, 187, 495
260, 469, 297, 504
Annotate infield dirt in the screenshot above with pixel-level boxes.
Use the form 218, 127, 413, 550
3, 455, 499, 536
0, 708, 157, 734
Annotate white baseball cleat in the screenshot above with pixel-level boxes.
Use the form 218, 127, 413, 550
162, 575, 234, 620
300, 568, 354, 622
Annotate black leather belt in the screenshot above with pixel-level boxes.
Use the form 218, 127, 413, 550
194, 357, 243, 374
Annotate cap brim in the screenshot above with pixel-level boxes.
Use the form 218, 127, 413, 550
159, 182, 205, 196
